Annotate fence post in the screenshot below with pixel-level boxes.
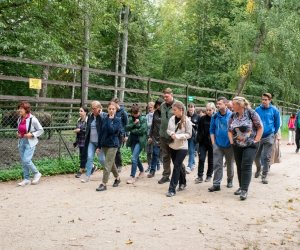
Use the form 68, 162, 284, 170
214, 90, 218, 101
185, 85, 189, 108
58, 130, 62, 161
147, 78, 151, 104
81, 66, 88, 107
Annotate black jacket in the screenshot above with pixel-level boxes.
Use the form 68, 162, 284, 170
187, 112, 200, 140
149, 109, 161, 145
197, 115, 212, 146
85, 113, 103, 149
99, 116, 122, 148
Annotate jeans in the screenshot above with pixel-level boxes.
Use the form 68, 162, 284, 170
212, 144, 234, 186
18, 139, 39, 180
168, 149, 187, 193
102, 147, 118, 184
130, 142, 144, 177
187, 139, 196, 169
150, 144, 160, 173
160, 137, 172, 179
86, 142, 105, 177
147, 142, 160, 169
296, 128, 300, 149
197, 143, 213, 178
79, 146, 87, 169
255, 134, 274, 175
233, 144, 258, 191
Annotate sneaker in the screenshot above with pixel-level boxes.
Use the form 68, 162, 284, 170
145, 167, 150, 173
81, 176, 90, 183
205, 176, 212, 182
194, 177, 203, 184
227, 180, 233, 188
75, 171, 82, 178
166, 191, 176, 197
147, 171, 155, 178
31, 173, 42, 185
18, 179, 31, 187
254, 170, 261, 178
234, 188, 241, 195
240, 190, 248, 200
178, 184, 186, 191
138, 172, 145, 178
91, 165, 98, 175
96, 184, 107, 191
208, 185, 221, 192
126, 177, 136, 184
262, 175, 268, 184
117, 166, 122, 173
296, 148, 299, 153
158, 177, 170, 184
185, 167, 192, 174
112, 178, 121, 187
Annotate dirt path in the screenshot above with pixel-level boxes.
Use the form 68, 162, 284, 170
0, 141, 299, 250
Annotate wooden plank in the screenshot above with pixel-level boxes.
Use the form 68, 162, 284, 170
0, 95, 81, 104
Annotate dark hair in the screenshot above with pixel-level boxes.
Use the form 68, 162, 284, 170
111, 97, 120, 104
188, 103, 195, 108
262, 93, 272, 99
217, 96, 228, 103
17, 101, 31, 114
131, 103, 140, 114
81, 106, 89, 114
154, 98, 164, 109
107, 101, 118, 109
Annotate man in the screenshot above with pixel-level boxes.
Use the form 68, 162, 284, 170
111, 98, 128, 173
255, 93, 281, 184
208, 97, 234, 192
295, 110, 300, 153
158, 88, 181, 184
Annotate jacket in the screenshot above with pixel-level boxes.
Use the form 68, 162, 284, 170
197, 114, 212, 146
85, 113, 103, 149
125, 115, 147, 150
149, 109, 161, 146
187, 111, 200, 140
76, 117, 87, 147
99, 116, 122, 148
210, 109, 232, 148
116, 106, 128, 137
17, 113, 44, 148
167, 115, 192, 150
295, 111, 300, 129
255, 104, 280, 138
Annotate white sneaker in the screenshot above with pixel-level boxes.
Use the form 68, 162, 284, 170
18, 179, 31, 187
81, 176, 90, 183
185, 167, 192, 174
31, 173, 42, 185
126, 177, 135, 184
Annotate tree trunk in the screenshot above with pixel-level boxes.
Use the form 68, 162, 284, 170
119, 6, 129, 103
39, 66, 49, 110
114, 9, 122, 98
69, 70, 76, 123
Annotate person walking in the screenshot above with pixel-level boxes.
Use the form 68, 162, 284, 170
147, 98, 163, 178
166, 101, 192, 197
185, 103, 200, 174
194, 102, 216, 184
254, 93, 281, 184
74, 107, 88, 178
111, 98, 128, 173
287, 113, 296, 145
81, 101, 105, 183
228, 96, 263, 200
16, 101, 44, 186
96, 102, 122, 191
126, 104, 147, 184
158, 88, 181, 184
208, 97, 234, 192
295, 110, 300, 153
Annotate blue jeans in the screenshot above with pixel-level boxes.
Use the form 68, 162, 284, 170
150, 144, 160, 173
187, 139, 196, 169
18, 139, 39, 180
130, 142, 144, 177
86, 142, 105, 177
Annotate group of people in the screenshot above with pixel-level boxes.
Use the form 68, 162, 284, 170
15, 90, 300, 201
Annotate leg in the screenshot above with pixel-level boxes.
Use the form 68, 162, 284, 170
261, 134, 275, 176
206, 144, 214, 178
86, 142, 96, 177
130, 142, 141, 177
212, 145, 224, 187
296, 128, 300, 151
288, 130, 292, 144
254, 141, 263, 177
224, 146, 234, 186
98, 150, 105, 167
146, 143, 153, 170
79, 146, 87, 169
102, 147, 118, 184
187, 139, 195, 170
197, 144, 207, 178
160, 137, 172, 179
150, 144, 160, 173
23, 143, 38, 176
232, 146, 243, 188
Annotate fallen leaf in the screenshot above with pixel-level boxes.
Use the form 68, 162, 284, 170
125, 239, 133, 245
163, 214, 174, 217
198, 229, 204, 235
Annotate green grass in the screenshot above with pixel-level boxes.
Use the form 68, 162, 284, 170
0, 147, 147, 182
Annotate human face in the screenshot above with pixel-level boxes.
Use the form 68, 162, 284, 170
91, 104, 100, 116
148, 104, 154, 113
261, 96, 271, 108
18, 107, 26, 118
132, 112, 140, 118
216, 100, 227, 113
172, 106, 183, 118
108, 104, 116, 117
188, 106, 195, 115
163, 93, 173, 104
79, 108, 87, 119
206, 107, 214, 117
232, 101, 243, 113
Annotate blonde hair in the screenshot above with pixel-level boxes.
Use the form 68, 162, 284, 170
91, 101, 102, 109
206, 102, 216, 111
232, 96, 250, 109
172, 101, 186, 129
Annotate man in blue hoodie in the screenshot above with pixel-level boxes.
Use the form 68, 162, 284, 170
255, 93, 281, 184
294, 110, 300, 153
208, 97, 234, 192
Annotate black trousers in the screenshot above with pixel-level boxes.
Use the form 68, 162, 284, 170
115, 136, 123, 168
168, 149, 187, 193
233, 144, 258, 191
296, 128, 300, 149
79, 146, 87, 169
197, 143, 213, 178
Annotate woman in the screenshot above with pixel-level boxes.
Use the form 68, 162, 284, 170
195, 102, 216, 184
228, 96, 263, 200
125, 104, 147, 184
16, 101, 44, 186
287, 113, 296, 145
96, 102, 122, 191
166, 101, 192, 197
147, 98, 163, 178
74, 107, 88, 178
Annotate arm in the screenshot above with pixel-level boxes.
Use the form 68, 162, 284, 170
175, 120, 192, 140
274, 109, 281, 134
228, 131, 234, 145
30, 117, 44, 138
209, 116, 216, 145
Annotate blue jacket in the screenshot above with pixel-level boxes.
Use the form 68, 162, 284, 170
295, 111, 300, 129
255, 104, 280, 138
209, 109, 232, 148
99, 116, 122, 148
115, 106, 128, 137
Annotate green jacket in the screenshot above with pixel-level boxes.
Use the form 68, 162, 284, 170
125, 115, 147, 150
159, 98, 180, 139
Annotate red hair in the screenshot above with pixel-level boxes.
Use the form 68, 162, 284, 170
17, 101, 31, 114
